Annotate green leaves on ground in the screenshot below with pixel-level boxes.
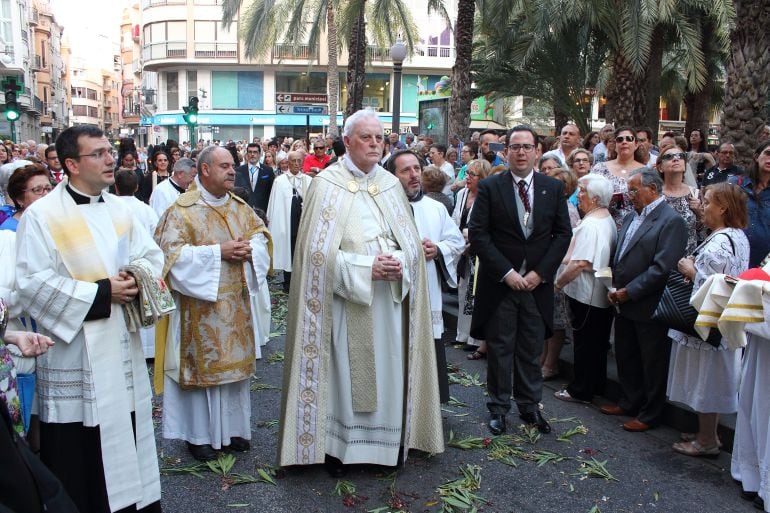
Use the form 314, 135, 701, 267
574, 458, 618, 481
266, 351, 284, 364
557, 425, 589, 443
447, 367, 484, 387
437, 464, 488, 512
162, 454, 278, 490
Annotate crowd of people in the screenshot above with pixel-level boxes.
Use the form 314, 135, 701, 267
0, 112, 769, 513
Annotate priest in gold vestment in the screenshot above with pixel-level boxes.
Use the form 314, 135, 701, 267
277, 110, 444, 473
155, 145, 272, 461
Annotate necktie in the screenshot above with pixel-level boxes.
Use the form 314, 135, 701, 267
517, 180, 530, 213
250, 166, 257, 188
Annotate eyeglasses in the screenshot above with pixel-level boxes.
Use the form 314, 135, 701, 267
461, 150, 471, 154
615, 135, 635, 143
77, 148, 113, 160
573, 158, 590, 164
467, 171, 480, 177
24, 184, 53, 195
314, 147, 325, 150
508, 144, 536, 152
660, 152, 687, 162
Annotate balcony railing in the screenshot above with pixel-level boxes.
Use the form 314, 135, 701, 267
142, 41, 187, 61
366, 46, 392, 62
141, 0, 185, 8
29, 8, 39, 25
272, 43, 318, 60
194, 42, 237, 59
417, 46, 453, 58
33, 54, 43, 70
32, 95, 44, 114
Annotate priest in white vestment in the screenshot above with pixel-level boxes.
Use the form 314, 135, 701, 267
149, 157, 196, 218
15, 126, 163, 513
155, 145, 271, 462
266, 150, 312, 294
387, 150, 464, 402
114, 169, 161, 359
278, 110, 443, 474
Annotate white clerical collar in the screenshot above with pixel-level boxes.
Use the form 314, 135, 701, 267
195, 176, 229, 206
67, 183, 103, 204
343, 154, 378, 178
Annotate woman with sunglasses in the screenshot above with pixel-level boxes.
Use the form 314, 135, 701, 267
730, 140, 770, 267
590, 126, 646, 228
658, 145, 703, 255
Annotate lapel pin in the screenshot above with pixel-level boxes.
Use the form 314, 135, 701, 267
542, 190, 546, 194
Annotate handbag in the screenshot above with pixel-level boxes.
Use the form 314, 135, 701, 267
652, 232, 735, 348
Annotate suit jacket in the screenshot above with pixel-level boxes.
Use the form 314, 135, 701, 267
612, 199, 688, 321
234, 163, 275, 211
468, 171, 572, 339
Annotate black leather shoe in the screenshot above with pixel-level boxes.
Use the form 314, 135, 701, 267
754, 496, 764, 510
519, 410, 551, 434
227, 437, 250, 452
186, 442, 218, 462
324, 455, 347, 478
488, 414, 506, 435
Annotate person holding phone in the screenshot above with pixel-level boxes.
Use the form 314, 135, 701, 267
589, 127, 646, 229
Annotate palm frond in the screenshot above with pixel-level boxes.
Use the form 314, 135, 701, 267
238, 0, 282, 60
221, 0, 243, 28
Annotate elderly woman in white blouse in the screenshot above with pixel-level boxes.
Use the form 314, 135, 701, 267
553, 174, 617, 404
667, 182, 750, 458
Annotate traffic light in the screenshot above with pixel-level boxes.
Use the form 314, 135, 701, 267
3, 79, 21, 122
183, 96, 199, 126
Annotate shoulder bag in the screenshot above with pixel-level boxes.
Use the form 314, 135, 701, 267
652, 232, 735, 347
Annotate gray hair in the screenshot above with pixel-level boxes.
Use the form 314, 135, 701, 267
196, 145, 220, 171
578, 174, 614, 208
631, 167, 663, 194
173, 157, 196, 176
342, 109, 383, 138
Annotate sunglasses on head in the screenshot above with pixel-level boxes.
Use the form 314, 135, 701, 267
615, 135, 635, 143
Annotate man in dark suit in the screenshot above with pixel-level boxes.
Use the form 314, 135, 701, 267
234, 142, 274, 211
602, 168, 688, 432
469, 125, 572, 435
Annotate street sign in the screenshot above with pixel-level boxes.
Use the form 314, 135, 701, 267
276, 104, 329, 115
275, 93, 328, 104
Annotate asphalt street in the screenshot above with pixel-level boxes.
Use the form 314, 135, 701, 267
156, 289, 755, 513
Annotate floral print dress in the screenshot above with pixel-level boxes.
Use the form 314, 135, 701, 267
0, 298, 23, 435
590, 162, 639, 229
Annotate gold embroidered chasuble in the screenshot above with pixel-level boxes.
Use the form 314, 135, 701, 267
155, 190, 269, 387
277, 159, 444, 466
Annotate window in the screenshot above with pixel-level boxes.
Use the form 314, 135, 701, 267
86, 88, 97, 101
166, 71, 179, 109
275, 72, 326, 94
72, 105, 87, 116
187, 70, 197, 103
88, 106, 98, 117
143, 21, 187, 59
0, 0, 11, 49
193, 21, 237, 58
212, 71, 263, 109
340, 73, 390, 112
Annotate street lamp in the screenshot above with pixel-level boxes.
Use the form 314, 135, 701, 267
389, 40, 407, 140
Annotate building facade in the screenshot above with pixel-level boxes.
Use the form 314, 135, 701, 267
138, 0, 457, 144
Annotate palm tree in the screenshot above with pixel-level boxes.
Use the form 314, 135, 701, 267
473, 14, 609, 135
720, 0, 770, 167
448, 0, 475, 141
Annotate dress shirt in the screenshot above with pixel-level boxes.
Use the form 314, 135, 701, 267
618, 195, 665, 258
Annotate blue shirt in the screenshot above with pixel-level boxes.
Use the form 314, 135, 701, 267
618, 195, 665, 258
0, 216, 18, 232
729, 175, 770, 267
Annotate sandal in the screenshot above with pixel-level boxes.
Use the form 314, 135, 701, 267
553, 389, 589, 404
680, 432, 723, 448
542, 367, 559, 381
467, 350, 486, 360
672, 440, 720, 459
